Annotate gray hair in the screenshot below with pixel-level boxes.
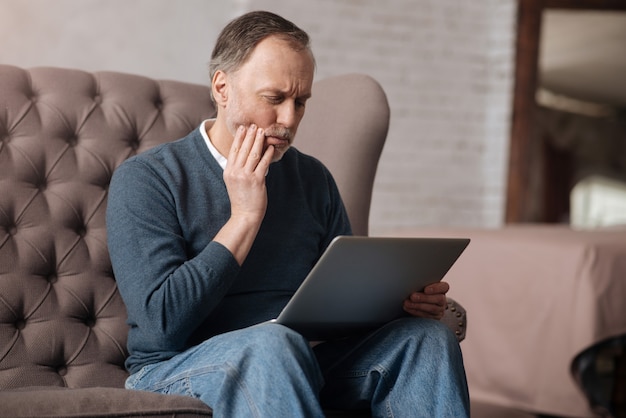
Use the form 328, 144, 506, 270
208, 10, 314, 102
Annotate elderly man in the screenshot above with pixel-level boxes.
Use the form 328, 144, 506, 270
107, 10, 469, 417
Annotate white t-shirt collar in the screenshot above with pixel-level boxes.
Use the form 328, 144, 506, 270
199, 119, 227, 170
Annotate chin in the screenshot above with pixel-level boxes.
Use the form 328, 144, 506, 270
270, 146, 290, 163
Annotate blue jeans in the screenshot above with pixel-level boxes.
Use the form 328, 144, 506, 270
125, 318, 469, 417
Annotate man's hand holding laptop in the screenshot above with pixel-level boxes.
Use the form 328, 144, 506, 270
403, 281, 450, 320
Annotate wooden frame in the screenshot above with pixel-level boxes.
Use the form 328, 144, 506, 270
506, 0, 626, 222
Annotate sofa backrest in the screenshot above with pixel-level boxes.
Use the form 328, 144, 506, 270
0, 65, 388, 389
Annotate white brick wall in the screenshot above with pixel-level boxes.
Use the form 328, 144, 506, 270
0, 0, 517, 232
249, 0, 517, 233
0, 0, 236, 84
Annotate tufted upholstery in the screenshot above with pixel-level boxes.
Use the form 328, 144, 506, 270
0, 65, 217, 416
0, 65, 215, 391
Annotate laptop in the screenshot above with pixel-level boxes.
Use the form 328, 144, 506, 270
273, 235, 470, 340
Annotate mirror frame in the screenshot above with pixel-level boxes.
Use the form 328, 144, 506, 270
507, 0, 626, 222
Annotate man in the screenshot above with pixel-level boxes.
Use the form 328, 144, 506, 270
107, 10, 469, 417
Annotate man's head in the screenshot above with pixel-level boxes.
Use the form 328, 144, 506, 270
208, 11, 315, 162
209, 11, 313, 96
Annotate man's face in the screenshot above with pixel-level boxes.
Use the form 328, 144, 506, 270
222, 36, 315, 162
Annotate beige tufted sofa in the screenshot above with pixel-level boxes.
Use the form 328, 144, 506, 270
0, 65, 465, 417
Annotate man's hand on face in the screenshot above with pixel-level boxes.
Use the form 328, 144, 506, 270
403, 281, 450, 320
223, 124, 275, 225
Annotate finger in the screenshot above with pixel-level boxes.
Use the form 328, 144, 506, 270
256, 144, 275, 173
424, 281, 450, 295
403, 306, 443, 320
409, 292, 446, 306
244, 127, 266, 171
405, 297, 446, 312
233, 124, 258, 167
227, 125, 246, 164
403, 300, 445, 319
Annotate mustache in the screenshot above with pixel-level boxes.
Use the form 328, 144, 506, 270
264, 126, 292, 141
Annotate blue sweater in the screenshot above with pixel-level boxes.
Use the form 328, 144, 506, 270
106, 127, 351, 373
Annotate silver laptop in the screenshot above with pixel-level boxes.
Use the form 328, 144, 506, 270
273, 235, 470, 340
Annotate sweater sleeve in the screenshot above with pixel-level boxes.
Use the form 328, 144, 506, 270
106, 158, 240, 354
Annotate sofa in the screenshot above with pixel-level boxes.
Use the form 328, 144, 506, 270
0, 65, 466, 417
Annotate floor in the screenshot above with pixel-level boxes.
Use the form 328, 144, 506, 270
325, 399, 583, 417
471, 401, 540, 418
471, 400, 597, 418
324, 402, 556, 418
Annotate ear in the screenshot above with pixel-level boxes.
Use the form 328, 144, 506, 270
212, 70, 228, 107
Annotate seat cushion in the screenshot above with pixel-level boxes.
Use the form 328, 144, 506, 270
0, 386, 213, 417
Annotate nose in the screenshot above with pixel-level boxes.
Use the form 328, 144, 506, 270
276, 100, 300, 129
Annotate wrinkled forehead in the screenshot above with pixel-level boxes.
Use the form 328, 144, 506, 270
233, 36, 315, 88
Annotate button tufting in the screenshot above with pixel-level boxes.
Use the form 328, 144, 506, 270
37, 180, 47, 192
15, 319, 26, 330
56, 366, 67, 376
47, 274, 58, 284
6, 224, 17, 236
84, 316, 96, 328
94, 94, 102, 105
76, 226, 87, 237
128, 138, 140, 151
67, 135, 79, 147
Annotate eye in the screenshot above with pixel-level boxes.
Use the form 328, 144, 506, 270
295, 99, 307, 109
264, 95, 283, 104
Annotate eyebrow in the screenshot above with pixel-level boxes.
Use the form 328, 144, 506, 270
259, 87, 312, 101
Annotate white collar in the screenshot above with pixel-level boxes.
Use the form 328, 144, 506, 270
199, 119, 227, 170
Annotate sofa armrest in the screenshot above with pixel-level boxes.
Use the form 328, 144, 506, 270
441, 297, 467, 342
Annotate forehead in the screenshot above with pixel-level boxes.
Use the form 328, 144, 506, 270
234, 36, 315, 92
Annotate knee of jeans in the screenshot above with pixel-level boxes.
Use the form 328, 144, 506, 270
251, 322, 323, 375
249, 323, 312, 357
393, 317, 458, 347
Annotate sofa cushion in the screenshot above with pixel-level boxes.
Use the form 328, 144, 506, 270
0, 387, 213, 417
